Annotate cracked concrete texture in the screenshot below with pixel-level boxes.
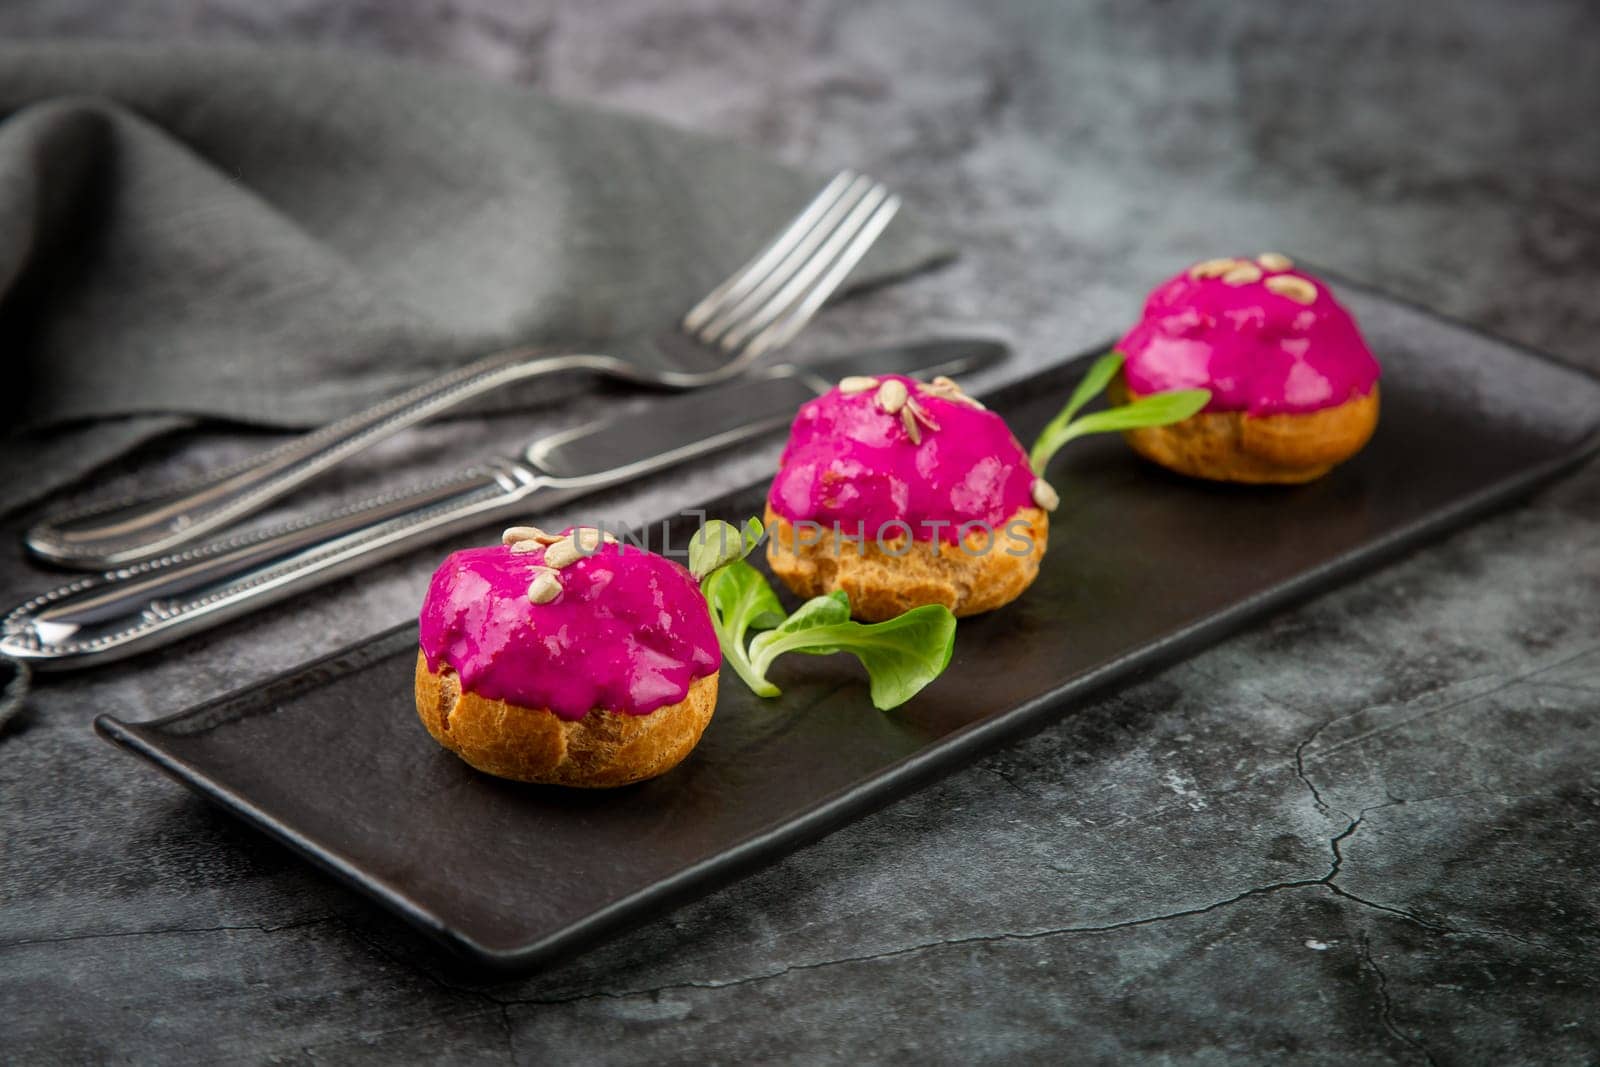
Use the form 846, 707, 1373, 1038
3, 0, 1600, 1063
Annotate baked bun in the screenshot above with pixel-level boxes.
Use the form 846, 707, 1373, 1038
765, 505, 1047, 621
764, 373, 1051, 619
1114, 378, 1380, 485
415, 526, 722, 787
415, 657, 718, 788
1115, 254, 1381, 484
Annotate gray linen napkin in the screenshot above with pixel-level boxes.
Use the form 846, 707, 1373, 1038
0, 43, 947, 515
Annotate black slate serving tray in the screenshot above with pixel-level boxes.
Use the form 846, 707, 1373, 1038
97, 278, 1600, 972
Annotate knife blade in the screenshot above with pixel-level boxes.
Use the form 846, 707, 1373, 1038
2, 337, 1007, 669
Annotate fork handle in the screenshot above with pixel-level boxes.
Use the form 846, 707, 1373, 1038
24, 347, 626, 570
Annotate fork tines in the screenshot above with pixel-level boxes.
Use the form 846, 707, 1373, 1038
681, 170, 901, 359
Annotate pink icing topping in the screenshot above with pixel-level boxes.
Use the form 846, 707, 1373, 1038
1118, 260, 1381, 415
418, 534, 720, 721
766, 375, 1036, 544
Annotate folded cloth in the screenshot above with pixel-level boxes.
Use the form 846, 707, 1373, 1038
0, 43, 947, 515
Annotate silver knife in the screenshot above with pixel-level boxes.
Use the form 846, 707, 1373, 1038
2, 337, 1006, 670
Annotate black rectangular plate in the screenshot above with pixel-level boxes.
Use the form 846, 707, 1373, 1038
97, 277, 1600, 973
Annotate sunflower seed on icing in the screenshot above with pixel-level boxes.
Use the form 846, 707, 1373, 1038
1257, 252, 1294, 272
502, 525, 549, 546
876, 378, 909, 414
907, 398, 940, 432
569, 526, 615, 553
900, 406, 922, 444
1032, 478, 1060, 512
1264, 275, 1318, 305
922, 376, 985, 410
838, 375, 878, 395
1222, 263, 1263, 286
541, 538, 583, 569
1189, 257, 1241, 280
526, 571, 562, 605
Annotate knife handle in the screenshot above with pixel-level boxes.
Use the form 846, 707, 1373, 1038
2, 460, 545, 669
23, 346, 625, 570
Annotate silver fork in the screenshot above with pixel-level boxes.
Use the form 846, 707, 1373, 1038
27, 171, 900, 570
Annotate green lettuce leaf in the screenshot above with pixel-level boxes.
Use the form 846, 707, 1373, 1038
748, 597, 956, 711
702, 559, 786, 697
1029, 350, 1211, 472
688, 516, 765, 580
693, 520, 958, 710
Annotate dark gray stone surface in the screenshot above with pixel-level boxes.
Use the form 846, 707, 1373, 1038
3, 1, 1599, 1063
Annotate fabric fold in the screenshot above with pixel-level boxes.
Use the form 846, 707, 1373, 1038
0, 43, 948, 514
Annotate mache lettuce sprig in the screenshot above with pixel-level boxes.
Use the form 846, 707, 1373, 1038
687, 518, 955, 711
1029, 351, 1210, 473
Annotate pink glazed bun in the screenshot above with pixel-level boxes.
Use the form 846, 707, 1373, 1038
764, 374, 1050, 620
415, 527, 720, 787
1115, 254, 1381, 484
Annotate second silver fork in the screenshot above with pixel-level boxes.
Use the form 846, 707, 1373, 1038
28, 171, 900, 569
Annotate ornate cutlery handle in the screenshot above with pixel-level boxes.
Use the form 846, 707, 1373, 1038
3, 459, 550, 669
